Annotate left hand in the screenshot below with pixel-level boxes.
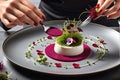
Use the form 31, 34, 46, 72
97, 0, 120, 19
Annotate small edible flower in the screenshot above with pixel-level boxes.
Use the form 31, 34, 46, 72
55, 63, 62, 67
47, 36, 52, 39
73, 63, 80, 68
67, 24, 74, 29
36, 50, 43, 55
77, 27, 83, 32
100, 40, 104, 44
66, 38, 74, 45
0, 61, 3, 70
32, 42, 36, 45
67, 24, 75, 33
89, 4, 100, 19
36, 50, 43, 53
92, 43, 98, 47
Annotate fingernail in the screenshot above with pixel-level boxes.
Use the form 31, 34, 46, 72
42, 16, 46, 20
98, 10, 102, 14
34, 23, 38, 26
107, 15, 111, 19
39, 21, 43, 25
96, 4, 100, 8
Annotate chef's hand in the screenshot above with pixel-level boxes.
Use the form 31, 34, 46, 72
0, 0, 45, 28
97, 0, 120, 19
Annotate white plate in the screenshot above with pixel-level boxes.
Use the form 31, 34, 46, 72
3, 20, 120, 75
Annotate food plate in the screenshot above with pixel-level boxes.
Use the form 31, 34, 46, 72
3, 20, 120, 75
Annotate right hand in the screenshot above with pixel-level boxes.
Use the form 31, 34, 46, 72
0, 0, 45, 28
97, 0, 120, 19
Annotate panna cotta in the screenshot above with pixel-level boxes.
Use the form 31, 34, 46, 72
54, 22, 84, 56
54, 41, 84, 56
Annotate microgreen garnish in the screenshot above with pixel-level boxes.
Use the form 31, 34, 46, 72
0, 61, 13, 80
36, 55, 47, 64
0, 73, 8, 80
86, 61, 92, 66
25, 50, 32, 58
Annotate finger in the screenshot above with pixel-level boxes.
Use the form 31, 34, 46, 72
4, 13, 18, 23
20, 0, 46, 20
4, 12, 25, 26
98, 0, 114, 15
2, 16, 24, 27
97, 0, 105, 6
17, 21, 24, 26
34, 9, 46, 20
9, 7, 34, 26
103, 2, 120, 16
107, 10, 120, 19
15, 2, 42, 25
1, 17, 16, 28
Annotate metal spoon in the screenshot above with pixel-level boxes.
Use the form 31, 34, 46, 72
42, 24, 63, 36
79, 16, 92, 27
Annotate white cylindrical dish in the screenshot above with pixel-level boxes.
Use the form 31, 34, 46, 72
54, 42, 84, 56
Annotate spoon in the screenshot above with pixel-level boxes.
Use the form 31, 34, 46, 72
42, 24, 63, 37
79, 16, 92, 27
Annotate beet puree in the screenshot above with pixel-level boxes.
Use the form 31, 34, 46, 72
46, 27, 62, 36
45, 44, 91, 62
